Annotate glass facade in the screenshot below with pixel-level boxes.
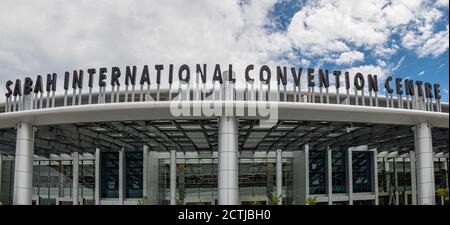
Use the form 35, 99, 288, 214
309, 150, 326, 195
125, 152, 143, 198
159, 158, 218, 205
332, 150, 346, 194
352, 152, 372, 193
158, 157, 293, 205
80, 160, 95, 204
32, 160, 73, 205
0, 149, 447, 205
101, 152, 119, 199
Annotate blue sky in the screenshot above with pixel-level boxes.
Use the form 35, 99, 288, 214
264, 0, 449, 100
0, 0, 448, 101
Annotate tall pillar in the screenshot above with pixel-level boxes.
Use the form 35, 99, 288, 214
372, 149, 379, 205
414, 121, 435, 205
326, 146, 333, 205
410, 151, 417, 205
148, 150, 160, 205
218, 116, 239, 205
170, 150, 177, 205
346, 148, 353, 205
13, 121, 35, 205
0, 154, 3, 195
143, 145, 149, 201
119, 147, 125, 204
276, 149, 283, 205
95, 148, 101, 205
72, 152, 79, 205
293, 144, 309, 205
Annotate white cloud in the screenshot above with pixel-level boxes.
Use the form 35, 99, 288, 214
335, 50, 364, 65
391, 56, 405, 71
436, 0, 449, 8
417, 25, 449, 58
0, 0, 448, 103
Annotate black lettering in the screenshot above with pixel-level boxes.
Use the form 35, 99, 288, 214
179, 64, 190, 83
424, 82, 433, 98
333, 71, 341, 89
125, 66, 137, 86
140, 65, 150, 85
354, 73, 365, 90
228, 64, 235, 83
260, 65, 271, 84
34, 75, 43, 94
213, 64, 223, 83
196, 64, 207, 83
87, 69, 96, 88
155, 65, 163, 84
245, 65, 254, 82
5, 80, 13, 97
404, 79, 415, 96
395, 78, 403, 95
73, 70, 84, 89
345, 72, 350, 89
307, 68, 315, 87
111, 67, 121, 86
13, 79, 22, 97
434, 84, 441, 100
367, 74, 378, 92
46, 73, 57, 92
276, 66, 287, 85
291, 67, 302, 87
99, 68, 107, 87
319, 69, 329, 88
24, 77, 33, 95
385, 76, 393, 94
415, 81, 423, 97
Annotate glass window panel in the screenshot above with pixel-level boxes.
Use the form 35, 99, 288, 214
125, 152, 143, 198
352, 152, 372, 193
101, 152, 119, 198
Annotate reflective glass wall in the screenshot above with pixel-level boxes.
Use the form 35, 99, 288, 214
158, 156, 293, 205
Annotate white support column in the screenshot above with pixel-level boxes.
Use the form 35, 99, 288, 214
148, 150, 160, 205
13, 121, 35, 205
143, 145, 149, 201
0, 154, 2, 195
119, 147, 125, 205
327, 146, 333, 205
276, 149, 283, 205
346, 148, 353, 205
414, 121, 435, 205
95, 148, 101, 205
72, 152, 80, 205
293, 144, 309, 205
410, 151, 417, 205
218, 116, 239, 205
372, 149, 379, 205
170, 150, 177, 205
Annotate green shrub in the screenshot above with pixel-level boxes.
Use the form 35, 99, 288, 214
306, 196, 317, 205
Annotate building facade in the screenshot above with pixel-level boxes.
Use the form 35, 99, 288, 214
0, 69, 448, 205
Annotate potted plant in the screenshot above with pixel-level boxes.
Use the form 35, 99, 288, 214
436, 188, 449, 204
176, 199, 185, 205
249, 199, 262, 205
306, 196, 317, 205
267, 192, 281, 205
137, 196, 149, 205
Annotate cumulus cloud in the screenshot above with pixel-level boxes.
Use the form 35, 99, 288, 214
417, 25, 449, 58
335, 50, 364, 65
0, 0, 448, 102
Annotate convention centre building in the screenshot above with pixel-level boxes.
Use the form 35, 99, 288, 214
0, 64, 448, 205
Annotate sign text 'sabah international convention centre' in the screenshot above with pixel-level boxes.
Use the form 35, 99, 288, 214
0, 63, 448, 205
